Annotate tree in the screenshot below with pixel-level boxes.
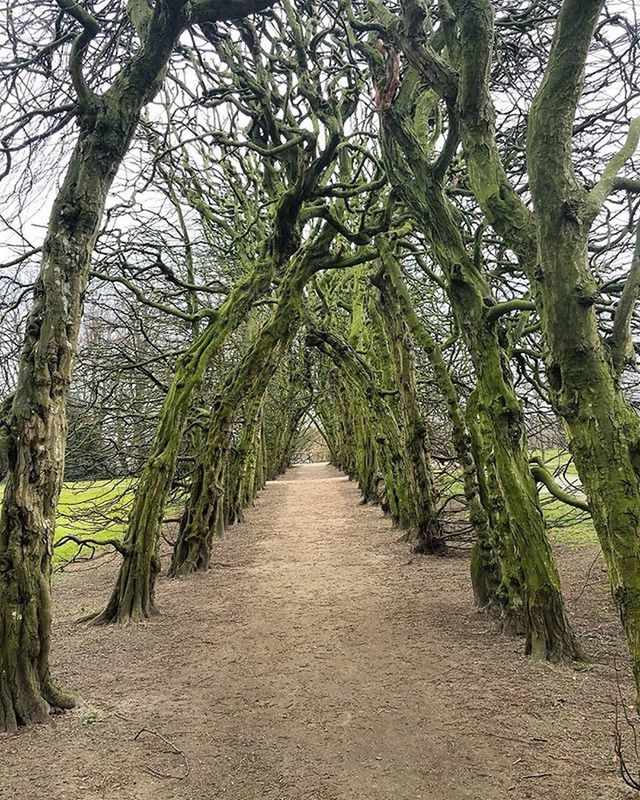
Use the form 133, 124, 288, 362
0, 0, 275, 732
365, 0, 640, 678
88, 3, 384, 617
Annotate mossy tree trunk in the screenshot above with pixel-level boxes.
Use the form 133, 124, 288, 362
169, 358, 283, 578
420, 0, 640, 677
255, 412, 268, 493
0, 0, 190, 730
371, 266, 446, 554
244, 405, 266, 506
87, 265, 275, 623
92, 63, 356, 617
169, 236, 335, 576
337, 392, 384, 506
379, 245, 500, 603
264, 360, 311, 481
316, 375, 362, 479
307, 328, 422, 532
352, 403, 380, 503
370, 59, 580, 659
526, 0, 640, 688
362, 293, 419, 528
345, 270, 383, 504
312, 277, 381, 502
225, 395, 266, 526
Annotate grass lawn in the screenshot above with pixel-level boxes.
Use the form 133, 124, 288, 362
439, 447, 598, 547
1, 446, 597, 567
532, 449, 598, 546
543, 498, 597, 545
0, 478, 136, 564
533, 447, 580, 478
54, 479, 136, 563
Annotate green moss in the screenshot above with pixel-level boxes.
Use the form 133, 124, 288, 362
529, 451, 594, 544
533, 448, 579, 477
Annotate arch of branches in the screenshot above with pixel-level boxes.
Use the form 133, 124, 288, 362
1, 0, 640, 743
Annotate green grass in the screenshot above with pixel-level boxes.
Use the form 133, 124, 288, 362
0, 478, 136, 564
533, 447, 580, 478
0, 445, 596, 568
533, 449, 597, 546
53, 479, 136, 563
438, 447, 597, 547
541, 496, 597, 546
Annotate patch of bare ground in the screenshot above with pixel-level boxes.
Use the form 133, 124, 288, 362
1, 463, 636, 799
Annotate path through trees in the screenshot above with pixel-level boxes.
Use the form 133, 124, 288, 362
1, 464, 629, 799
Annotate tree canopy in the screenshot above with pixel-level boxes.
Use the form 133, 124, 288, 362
1, 4, 640, 787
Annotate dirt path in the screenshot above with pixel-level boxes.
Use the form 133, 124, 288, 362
1, 464, 635, 799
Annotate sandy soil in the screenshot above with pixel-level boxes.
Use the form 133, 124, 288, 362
1, 463, 637, 799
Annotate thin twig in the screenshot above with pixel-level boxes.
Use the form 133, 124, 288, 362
520, 772, 552, 780
133, 727, 190, 780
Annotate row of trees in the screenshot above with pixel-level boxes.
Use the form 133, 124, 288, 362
0, 0, 639, 746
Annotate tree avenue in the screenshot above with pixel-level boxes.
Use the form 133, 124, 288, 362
1, 0, 639, 784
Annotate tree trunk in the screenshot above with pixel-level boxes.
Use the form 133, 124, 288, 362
524, 0, 640, 678
449, 250, 579, 658
170, 453, 227, 576
372, 266, 446, 554
353, 405, 379, 503
0, 2, 189, 729
170, 346, 297, 576
379, 247, 500, 601
87, 267, 273, 621
528, 12, 640, 678
169, 248, 317, 575
227, 397, 265, 525
306, 328, 416, 530
375, 83, 580, 659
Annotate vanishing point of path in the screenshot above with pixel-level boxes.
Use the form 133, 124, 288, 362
0, 464, 633, 799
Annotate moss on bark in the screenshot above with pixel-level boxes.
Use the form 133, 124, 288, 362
0, 0, 191, 727
372, 63, 580, 659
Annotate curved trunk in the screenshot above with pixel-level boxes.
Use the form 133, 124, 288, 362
88, 267, 273, 621
318, 379, 358, 478
226, 389, 266, 526
530, 91, 640, 674
307, 329, 417, 530
449, 252, 580, 659
380, 249, 500, 599
170, 454, 227, 576
372, 267, 446, 554
170, 381, 265, 576
170, 251, 314, 575
0, 2, 188, 728
255, 413, 268, 493
353, 403, 379, 503
228, 399, 265, 523
524, 0, 640, 688
225, 449, 246, 527
376, 94, 580, 658
91, 131, 325, 618
464, 393, 513, 618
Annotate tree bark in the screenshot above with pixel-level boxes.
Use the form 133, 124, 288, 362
373, 67, 580, 659
169, 252, 316, 576
87, 266, 274, 621
0, 0, 190, 730
527, 0, 640, 690
225, 394, 266, 526
379, 246, 500, 602
435, 0, 640, 675
371, 266, 446, 554
306, 328, 418, 531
